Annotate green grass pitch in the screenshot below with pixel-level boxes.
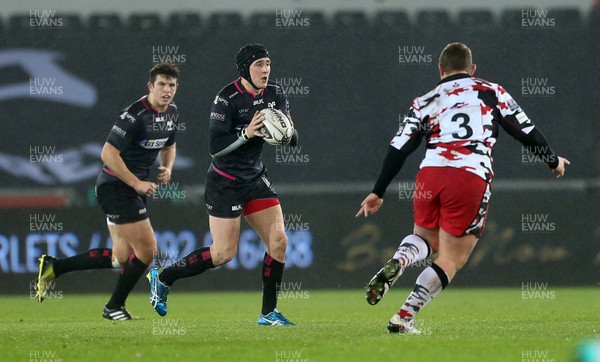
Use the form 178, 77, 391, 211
1, 288, 597, 361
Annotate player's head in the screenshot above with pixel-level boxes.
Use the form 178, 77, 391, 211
149, 62, 180, 84
235, 43, 271, 91
147, 63, 179, 111
438, 42, 476, 78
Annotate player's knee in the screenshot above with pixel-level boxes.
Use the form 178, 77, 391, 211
210, 244, 238, 266
269, 231, 288, 258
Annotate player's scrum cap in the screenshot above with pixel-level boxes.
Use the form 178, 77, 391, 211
235, 43, 270, 86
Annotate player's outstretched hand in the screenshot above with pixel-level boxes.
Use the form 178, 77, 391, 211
245, 111, 265, 139
134, 180, 158, 197
355, 193, 384, 218
552, 156, 570, 179
157, 166, 171, 184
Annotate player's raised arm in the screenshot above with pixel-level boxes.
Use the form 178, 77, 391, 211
356, 107, 425, 217
495, 88, 570, 178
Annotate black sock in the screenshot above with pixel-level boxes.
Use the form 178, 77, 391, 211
106, 254, 148, 309
261, 253, 285, 315
53, 248, 113, 277
159, 247, 215, 286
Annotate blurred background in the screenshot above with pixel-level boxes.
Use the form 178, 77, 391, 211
0, 0, 598, 294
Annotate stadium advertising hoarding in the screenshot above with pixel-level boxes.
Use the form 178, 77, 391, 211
0, 191, 597, 294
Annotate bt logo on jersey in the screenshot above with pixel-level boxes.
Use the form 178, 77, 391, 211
140, 138, 169, 149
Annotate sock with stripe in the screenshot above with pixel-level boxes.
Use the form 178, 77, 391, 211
392, 234, 431, 271
53, 248, 114, 277
397, 263, 450, 321
158, 247, 215, 286
261, 253, 285, 315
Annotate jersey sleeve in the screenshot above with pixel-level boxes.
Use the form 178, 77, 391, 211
496, 86, 536, 135
496, 86, 559, 169
165, 132, 176, 147
390, 102, 425, 151
372, 102, 425, 197
209, 94, 240, 156
105, 110, 142, 151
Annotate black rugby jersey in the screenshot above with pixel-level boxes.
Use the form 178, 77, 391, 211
96, 95, 178, 186
209, 78, 290, 182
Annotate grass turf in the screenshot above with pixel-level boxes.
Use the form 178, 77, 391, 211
0, 288, 597, 361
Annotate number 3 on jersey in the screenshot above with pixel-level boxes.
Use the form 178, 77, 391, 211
450, 112, 474, 139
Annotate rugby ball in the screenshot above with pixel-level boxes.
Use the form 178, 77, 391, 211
259, 108, 294, 146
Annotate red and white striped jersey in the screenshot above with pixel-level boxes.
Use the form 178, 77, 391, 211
391, 73, 535, 182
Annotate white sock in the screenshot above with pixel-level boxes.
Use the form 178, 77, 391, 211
397, 263, 450, 321
393, 234, 431, 270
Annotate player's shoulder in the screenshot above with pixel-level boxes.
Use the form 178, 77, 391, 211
412, 86, 441, 110
211, 80, 242, 110
119, 96, 148, 120
471, 77, 506, 93
215, 80, 241, 100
